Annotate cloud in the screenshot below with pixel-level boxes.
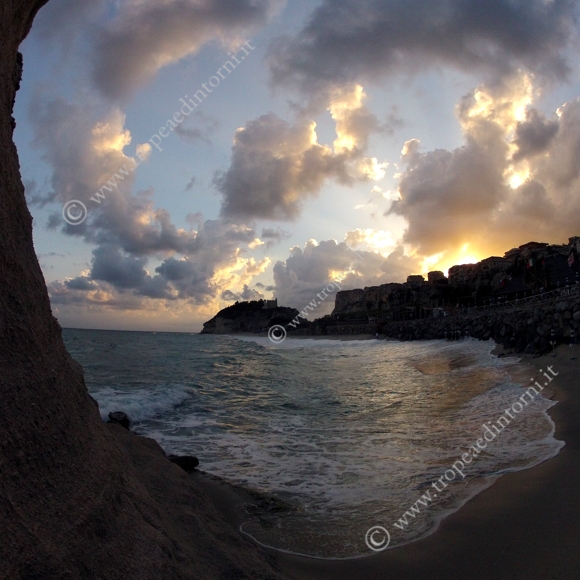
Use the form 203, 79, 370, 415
215, 113, 350, 220
267, 0, 578, 96
512, 108, 560, 161
216, 85, 386, 220
91, 0, 282, 99
344, 228, 395, 255
221, 284, 264, 302
90, 244, 149, 289
272, 238, 420, 312
175, 112, 219, 145
389, 74, 524, 256
260, 227, 292, 248
185, 176, 197, 192
29, 94, 270, 313
49, 223, 271, 309
388, 72, 580, 266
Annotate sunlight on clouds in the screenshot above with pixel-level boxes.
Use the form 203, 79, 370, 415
455, 254, 480, 266
464, 73, 533, 129
417, 243, 483, 276
373, 186, 401, 201
345, 228, 395, 256
507, 166, 531, 189
356, 157, 389, 180
136, 142, 152, 160
420, 252, 445, 274
329, 84, 366, 152
206, 254, 271, 313
248, 238, 265, 249
401, 139, 420, 158
91, 110, 132, 154
210, 254, 271, 290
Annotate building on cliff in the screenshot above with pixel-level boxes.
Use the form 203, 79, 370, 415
406, 274, 425, 287
428, 271, 447, 283
329, 238, 580, 324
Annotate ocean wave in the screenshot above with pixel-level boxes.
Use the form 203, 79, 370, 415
92, 385, 191, 423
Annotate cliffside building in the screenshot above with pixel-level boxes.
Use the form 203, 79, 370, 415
406, 275, 425, 287
428, 271, 447, 283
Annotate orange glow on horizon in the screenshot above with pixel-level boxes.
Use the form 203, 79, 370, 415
419, 247, 483, 277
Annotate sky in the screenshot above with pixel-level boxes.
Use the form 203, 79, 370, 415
15, 0, 580, 332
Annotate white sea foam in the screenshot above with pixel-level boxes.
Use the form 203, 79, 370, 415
92, 385, 190, 422
64, 329, 564, 558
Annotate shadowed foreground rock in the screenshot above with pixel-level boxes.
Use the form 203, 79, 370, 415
0, 2, 282, 578
108, 411, 131, 430
169, 455, 200, 472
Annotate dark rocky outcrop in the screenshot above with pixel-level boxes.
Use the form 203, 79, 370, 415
202, 299, 299, 334
107, 411, 131, 430
0, 3, 282, 578
378, 295, 580, 355
168, 455, 200, 472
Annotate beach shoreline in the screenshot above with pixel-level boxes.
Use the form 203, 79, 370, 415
196, 342, 580, 579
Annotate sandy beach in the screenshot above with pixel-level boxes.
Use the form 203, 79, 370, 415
197, 343, 580, 579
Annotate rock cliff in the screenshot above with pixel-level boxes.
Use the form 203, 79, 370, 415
379, 294, 580, 354
202, 300, 299, 334
0, 3, 281, 578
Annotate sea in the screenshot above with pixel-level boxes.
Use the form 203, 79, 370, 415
63, 328, 563, 559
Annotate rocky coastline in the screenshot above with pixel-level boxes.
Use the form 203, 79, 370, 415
378, 290, 580, 352
201, 299, 299, 335
284, 288, 580, 354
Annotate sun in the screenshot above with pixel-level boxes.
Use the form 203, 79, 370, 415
455, 255, 479, 266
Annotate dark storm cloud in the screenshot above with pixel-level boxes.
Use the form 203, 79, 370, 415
267, 0, 578, 95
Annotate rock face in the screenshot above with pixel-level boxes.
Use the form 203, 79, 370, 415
0, 3, 281, 578
107, 411, 131, 430
202, 300, 299, 334
378, 295, 580, 354
168, 455, 200, 472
